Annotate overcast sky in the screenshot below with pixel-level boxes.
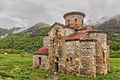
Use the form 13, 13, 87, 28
0, 0, 120, 28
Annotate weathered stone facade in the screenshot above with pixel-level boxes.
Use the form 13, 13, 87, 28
43, 36, 49, 48
64, 12, 85, 28
33, 54, 49, 70
33, 11, 110, 77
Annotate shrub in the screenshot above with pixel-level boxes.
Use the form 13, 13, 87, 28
0, 49, 25, 54
110, 50, 120, 58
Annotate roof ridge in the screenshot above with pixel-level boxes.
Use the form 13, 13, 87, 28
48, 22, 65, 32
65, 32, 88, 40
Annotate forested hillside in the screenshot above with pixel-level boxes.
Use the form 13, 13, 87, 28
0, 23, 50, 53
0, 28, 10, 37
93, 15, 120, 41
0, 27, 21, 37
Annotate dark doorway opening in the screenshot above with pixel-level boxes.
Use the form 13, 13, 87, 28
55, 63, 59, 72
55, 57, 59, 72
56, 57, 59, 61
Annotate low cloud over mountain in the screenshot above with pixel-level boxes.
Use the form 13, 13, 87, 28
0, 0, 120, 28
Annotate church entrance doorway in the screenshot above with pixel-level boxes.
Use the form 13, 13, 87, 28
55, 57, 59, 72
55, 62, 59, 72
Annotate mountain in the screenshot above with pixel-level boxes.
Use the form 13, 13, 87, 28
0, 28, 10, 37
0, 27, 22, 37
0, 22, 50, 38
85, 14, 120, 40
85, 16, 110, 26
15, 22, 50, 38
26, 22, 50, 37
0, 22, 50, 53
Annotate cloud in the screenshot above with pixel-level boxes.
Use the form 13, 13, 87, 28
0, 0, 120, 28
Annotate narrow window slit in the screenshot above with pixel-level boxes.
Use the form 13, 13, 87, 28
39, 57, 41, 65
70, 58, 72, 66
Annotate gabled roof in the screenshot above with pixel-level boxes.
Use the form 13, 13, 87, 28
43, 22, 65, 36
65, 27, 104, 41
65, 32, 88, 40
48, 23, 93, 33
48, 22, 65, 32
33, 48, 48, 55
65, 32, 97, 41
43, 22, 106, 37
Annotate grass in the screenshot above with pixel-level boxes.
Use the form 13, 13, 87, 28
110, 53, 120, 58
0, 54, 52, 80
0, 54, 120, 80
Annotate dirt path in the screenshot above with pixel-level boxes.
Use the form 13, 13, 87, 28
40, 74, 58, 80
49, 74, 58, 80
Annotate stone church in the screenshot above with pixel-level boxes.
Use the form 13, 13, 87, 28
33, 11, 110, 77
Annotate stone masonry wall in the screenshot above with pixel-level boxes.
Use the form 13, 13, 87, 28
43, 36, 49, 48
61, 41, 81, 76
33, 11, 110, 78
48, 24, 66, 71
47, 23, 97, 77
77, 27, 93, 33
62, 40, 96, 77
65, 15, 84, 28
88, 32, 108, 74
33, 55, 49, 70
79, 41, 96, 77
64, 28, 75, 36
48, 24, 65, 38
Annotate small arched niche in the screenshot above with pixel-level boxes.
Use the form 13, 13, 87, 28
75, 19, 77, 25
68, 19, 70, 25
55, 30, 58, 35
102, 52, 105, 64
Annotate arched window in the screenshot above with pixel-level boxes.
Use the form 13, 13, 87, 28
68, 19, 70, 25
56, 57, 59, 61
39, 57, 41, 65
66, 58, 68, 62
82, 20, 83, 25
75, 19, 77, 25
53, 39, 54, 48
102, 52, 105, 64
55, 30, 58, 35
70, 58, 72, 66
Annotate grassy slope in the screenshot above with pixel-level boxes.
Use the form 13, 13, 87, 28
0, 54, 52, 80
0, 54, 120, 80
